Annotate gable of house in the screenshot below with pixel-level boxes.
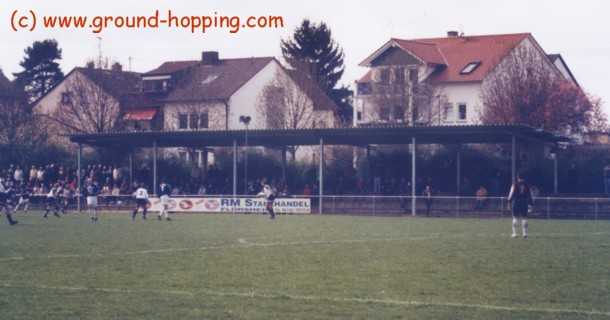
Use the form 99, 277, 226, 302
547, 54, 579, 86
359, 33, 534, 84
0, 69, 12, 96
370, 46, 423, 67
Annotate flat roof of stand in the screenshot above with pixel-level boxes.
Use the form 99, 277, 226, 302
69, 124, 568, 148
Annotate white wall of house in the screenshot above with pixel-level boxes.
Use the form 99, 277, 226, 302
227, 60, 281, 130
33, 70, 121, 145
163, 101, 226, 130
34, 71, 119, 115
435, 82, 483, 125
354, 36, 566, 127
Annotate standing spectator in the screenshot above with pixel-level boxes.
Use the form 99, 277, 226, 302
400, 179, 412, 213
474, 186, 488, 210
197, 184, 207, 195
356, 178, 365, 194
303, 184, 312, 196
7, 165, 15, 181
13, 166, 23, 184
112, 166, 121, 184
111, 184, 121, 204
373, 176, 382, 194
29, 166, 37, 183
423, 184, 433, 216
58, 166, 66, 182
36, 166, 45, 183
60, 183, 73, 214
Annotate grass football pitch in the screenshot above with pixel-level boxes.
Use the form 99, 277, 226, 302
0, 211, 609, 319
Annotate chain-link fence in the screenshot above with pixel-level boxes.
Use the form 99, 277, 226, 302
12, 194, 610, 219
307, 195, 610, 219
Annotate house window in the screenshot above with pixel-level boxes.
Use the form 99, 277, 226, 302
379, 106, 390, 121
394, 67, 405, 84
412, 106, 419, 122
460, 61, 481, 75
357, 111, 362, 121
178, 114, 188, 129
199, 112, 209, 129
61, 92, 72, 104
393, 106, 405, 121
409, 68, 419, 82
379, 68, 390, 84
189, 114, 199, 130
458, 103, 467, 120
357, 82, 372, 95
443, 103, 454, 121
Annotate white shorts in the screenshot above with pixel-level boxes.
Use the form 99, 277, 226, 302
160, 195, 170, 206
86, 196, 98, 207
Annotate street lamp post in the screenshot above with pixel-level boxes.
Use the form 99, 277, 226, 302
239, 115, 251, 195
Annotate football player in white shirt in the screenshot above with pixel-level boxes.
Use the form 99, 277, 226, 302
257, 182, 276, 219
132, 184, 149, 221
43, 183, 62, 218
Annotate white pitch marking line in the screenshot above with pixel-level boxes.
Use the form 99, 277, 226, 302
0, 231, 608, 263
1, 283, 609, 317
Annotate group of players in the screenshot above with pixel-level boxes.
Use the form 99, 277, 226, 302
2, 171, 532, 238
0, 177, 279, 225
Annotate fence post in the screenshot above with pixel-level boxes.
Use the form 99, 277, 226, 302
546, 197, 550, 219
332, 196, 336, 214
500, 197, 504, 217
584, 200, 587, 220
372, 196, 376, 216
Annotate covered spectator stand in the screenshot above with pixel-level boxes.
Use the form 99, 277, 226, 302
70, 124, 566, 214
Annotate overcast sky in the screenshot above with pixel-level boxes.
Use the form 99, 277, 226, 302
2, 0, 609, 111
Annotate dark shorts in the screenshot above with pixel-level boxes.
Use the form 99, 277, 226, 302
136, 199, 148, 208
512, 204, 528, 218
266, 200, 274, 210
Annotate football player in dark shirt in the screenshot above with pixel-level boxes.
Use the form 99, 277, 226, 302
0, 178, 18, 225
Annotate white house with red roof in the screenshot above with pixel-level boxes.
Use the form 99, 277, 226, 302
139, 51, 337, 135
354, 31, 578, 126
34, 51, 338, 164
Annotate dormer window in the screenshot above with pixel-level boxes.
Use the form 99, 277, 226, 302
142, 75, 171, 93
460, 61, 481, 75
201, 74, 219, 85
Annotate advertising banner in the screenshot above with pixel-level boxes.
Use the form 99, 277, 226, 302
149, 197, 311, 214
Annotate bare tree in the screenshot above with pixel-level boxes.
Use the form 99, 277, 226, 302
257, 69, 320, 160
366, 67, 440, 125
481, 45, 606, 134
257, 70, 316, 130
0, 90, 47, 147
46, 71, 121, 134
